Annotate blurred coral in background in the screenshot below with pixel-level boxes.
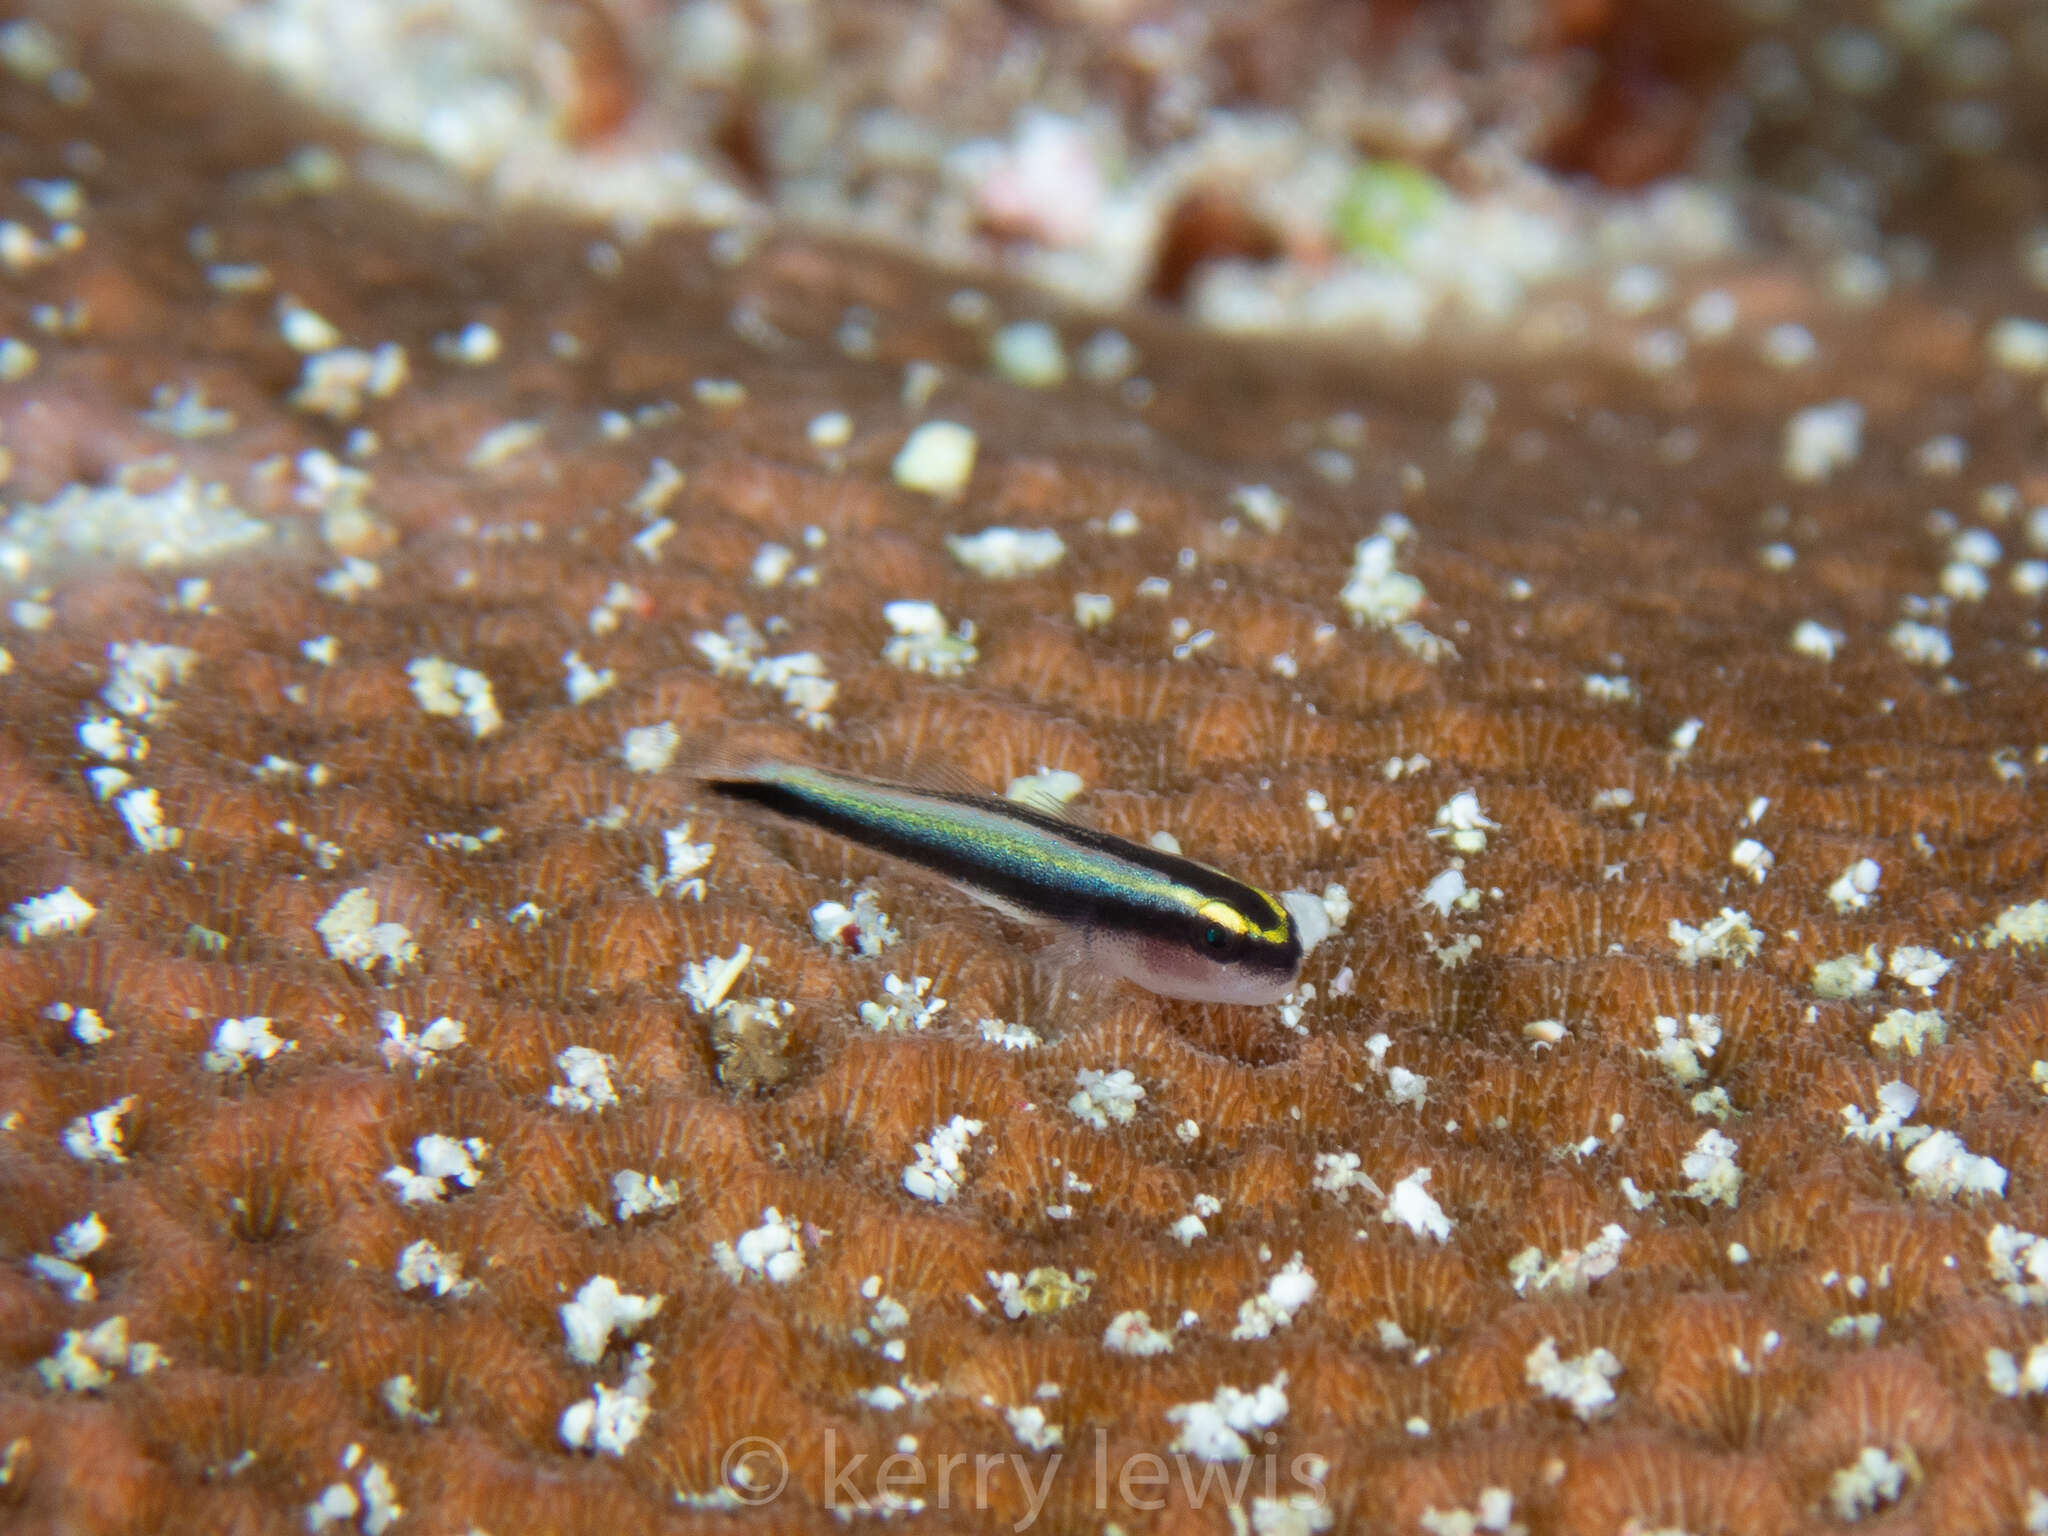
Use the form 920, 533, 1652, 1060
132, 0, 2047, 332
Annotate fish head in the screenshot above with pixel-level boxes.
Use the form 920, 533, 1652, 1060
1104, 889, 1304, 1004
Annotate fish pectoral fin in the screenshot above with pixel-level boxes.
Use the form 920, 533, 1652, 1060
948, 881, 1045, 924
1031, 925, 1117, 1015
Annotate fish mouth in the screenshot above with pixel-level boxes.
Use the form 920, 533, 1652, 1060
1107, 931, 1302, 1005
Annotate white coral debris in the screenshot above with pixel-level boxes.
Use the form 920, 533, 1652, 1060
1870, 1008, 1947, 1056
1813, 948, 1881, 999
1430, 791, 1497, 854
78, 715, 144, 762
892, 421, 978, 497
1272, 888, 1335, 957
560, 1343, 656, 1457
860, 972, 947, 1033
1984, 1342, 2048, 1399
1339, 533, 1425, 628
306, 1449, 402, 1536
1829, 1446, 1909, 1522
989, 319, 1067, 387
1231, 1254, 1317, 1340
37, 1316, 165, 1393
640, 822, 713, 899
1103, 1310, 1175, 1356
946, 526, 1066, 578
317, 888, 417, 974
1680, 1129, 1743, 1207
881, 599, 979, 675
1841, 1080, 1924, 1149
201, 1014, 297, 1074
1507, 1225, 1630, 1296
6, 885, 95, 941
612, 1170, 681, 1224
1903, 1129, 2007, 1200
1729, 837, 1773, 882
560, 1275, 664, 1364
548, 1046, 620, 1113
1828, 858, 1882, 913
1888, 620, 1953, 668
292, 342, 409, 420
749, 651, 839, 726
620, 721, 679, 773
978, 1017, 1041, 1050
1524, 1337, 1621, 1420
115, 786, 181, 853
1005, 768, 1085, 813
1790, 619, 1845, 661
1383, 1167, 1452, 1242
691, 615, 838, 728
1984, 899, 2048, 948
1004, 1403, 1063, 1452
1312, 1151, 1382, 1201
810, 891, 898, 955
1988, 316, 2048, 373
1069, 1068, 1145, 1130
986, 1267, 1091, 1319
750, 542, 796, 587
1229, 483, 1290, 533
61, 1097, 134, 1164
1418, 1489, 1523, 1536
1318, 882, 1352, 929
1988, 1225, 2048, 1306
378, 1011, 465, 1072
1164, 1373, 1290, 1461
316, 555, 381, 600
406, 655, 501, 737
28, 1213, 106, 1304
903, 1115, 982, 1204
383, 1135, 487, 1204
28, 1252, 95, 1305
711, 1208, 809, 1285
1669, 908, 1761, 967
102, 641, 197, 721
53, 1212, 106, 1262
1886, 944, 1951, 995
680, 944, 754, 1012
1644, 1012, 1720, 1086
6, 475, 267, 571
394, 1238, 475, 1298
561, 651, 614, 704
1417, 868, 1467, 918
1782, 399, 1863, 483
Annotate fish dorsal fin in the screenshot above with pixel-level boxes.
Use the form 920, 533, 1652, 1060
693, 727, 1102, 829
679, 725, 815, 785
844, 740, 1096, 821
848, 749, 1004, 803
840, 718, 1102, 823
1000, 769, 1092, 821
914, 758, 1098, 826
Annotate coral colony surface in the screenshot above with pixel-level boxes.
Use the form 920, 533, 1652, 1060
5, 1, 2048, 1533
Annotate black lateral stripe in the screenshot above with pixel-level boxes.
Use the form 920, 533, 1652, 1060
704, 770, 1276, 931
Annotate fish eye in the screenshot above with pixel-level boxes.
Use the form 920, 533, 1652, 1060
1203, 924, 1228, 948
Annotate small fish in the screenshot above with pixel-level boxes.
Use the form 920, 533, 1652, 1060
700, 759, 1307, 1005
